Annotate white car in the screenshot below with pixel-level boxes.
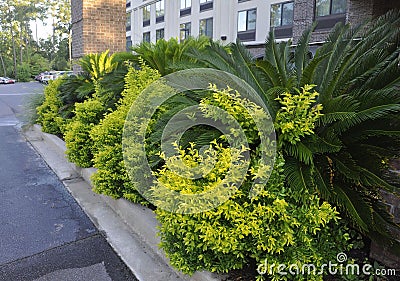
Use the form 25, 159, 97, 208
0, 77, 16, 84
40, 71, 74, 84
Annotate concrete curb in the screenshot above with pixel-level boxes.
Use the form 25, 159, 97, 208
23, 125, 223, 281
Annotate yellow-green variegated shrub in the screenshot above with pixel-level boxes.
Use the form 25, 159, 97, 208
89, 64, 160, 200
155, 86, 352, 280
64, 97, 104, 167
36, 78, 67, 135
274, 85, 323, 145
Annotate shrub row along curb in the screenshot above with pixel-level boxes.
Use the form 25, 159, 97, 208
24, 124, 223, 281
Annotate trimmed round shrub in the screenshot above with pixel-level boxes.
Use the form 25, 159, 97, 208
64, 97, 104, 167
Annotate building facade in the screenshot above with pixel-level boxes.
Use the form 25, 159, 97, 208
126, 0, 399, 56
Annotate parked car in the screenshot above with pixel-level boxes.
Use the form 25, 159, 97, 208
40, 72, 55, 84
0, 77, 16, 84
38, 71, 74, 84
34, 73, 43, 81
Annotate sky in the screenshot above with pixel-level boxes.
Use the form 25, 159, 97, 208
30, 17, 53, 41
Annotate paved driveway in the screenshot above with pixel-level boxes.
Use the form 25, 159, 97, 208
0, 82, 137, 281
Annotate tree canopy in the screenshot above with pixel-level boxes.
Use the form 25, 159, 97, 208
0, 0, 71, 80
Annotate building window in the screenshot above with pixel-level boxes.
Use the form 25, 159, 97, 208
315, 0, 347, 30
180, 0, 192, 16
270, 1, 294, 38
143, 32, 151, 43
238, 9, 256, 32
199, 18, 213, 38
126, 1, 131, 8
181, 0, 191, 9
126, 12, 132, 31
156, 0, 165, 23
316, 0, 347, 17
271, 2, 293, 27
237, 9, 256, 41
200, 0, 213, 11
126, 36, 132, 51
180, 22, 191, 41
156, 28, 165, 41
143, 5, 151, 27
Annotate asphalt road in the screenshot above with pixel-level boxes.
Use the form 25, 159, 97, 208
0, 82, 137, 281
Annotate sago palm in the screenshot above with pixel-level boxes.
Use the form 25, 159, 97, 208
58, 51, 136, 117
185, 10, 400, 251
132, 36, 211, 76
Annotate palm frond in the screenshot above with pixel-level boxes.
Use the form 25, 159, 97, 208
359, 167, 399, 193
331, 152, 362, 184
299, 52, 331, 87
284, 142, 314, 165
333, 185, 372, 232
256, 60, 280, 87
231, 41, 277, 115
320, 95, 359, 113
313, 164, 334, 200
294, 23, 315, 84
264, 31, 291, 87
333, 104, 400, 134
306, 134, 343, 154
283, 157, 315, 202
316, 111, 357, 127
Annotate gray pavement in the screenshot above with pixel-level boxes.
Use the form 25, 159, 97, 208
0, 82, 137, 281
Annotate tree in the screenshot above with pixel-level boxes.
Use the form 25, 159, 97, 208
0, 0, 71, 78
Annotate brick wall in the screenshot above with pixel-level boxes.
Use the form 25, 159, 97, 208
370, 190, 400, 269
347, 0, 374, 26
71, 0, 84, 59
292, 0, 315, 44
294, 0, 400, 44
71, 0, 126, 71
372, 0, 400, 17
370, 160, 400, 269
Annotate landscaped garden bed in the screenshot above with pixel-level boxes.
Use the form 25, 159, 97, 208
34, 11, 400, 280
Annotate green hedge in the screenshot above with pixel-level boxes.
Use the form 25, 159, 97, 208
64, 96, 104, 167
36, 78, 67, 136
35, 55, 357, 279
89, 64, 160, 200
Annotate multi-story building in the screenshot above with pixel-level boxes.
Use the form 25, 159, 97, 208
70, 0, 399, 65
125, 0, 399, 56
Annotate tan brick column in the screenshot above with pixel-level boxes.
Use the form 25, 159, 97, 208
71, 0, 126, 71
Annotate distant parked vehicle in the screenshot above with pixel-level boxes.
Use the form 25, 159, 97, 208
35, 72, 49, 83
38, 71, 74, 84
0, 77, 16, 84
40, 72, 55, 84
34, 73, 43, 81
